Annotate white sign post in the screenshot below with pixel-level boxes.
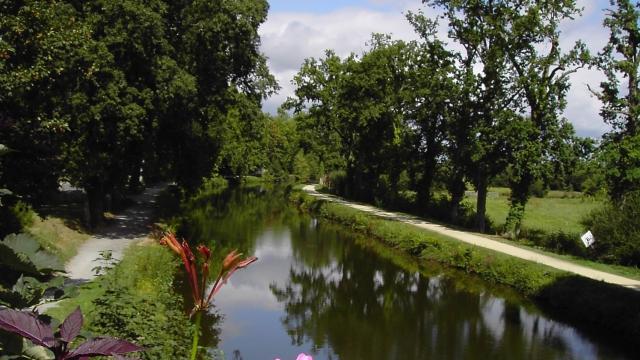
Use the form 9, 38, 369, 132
581, 231, 595, 248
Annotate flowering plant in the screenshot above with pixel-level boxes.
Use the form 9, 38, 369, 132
159, 231, 257, 359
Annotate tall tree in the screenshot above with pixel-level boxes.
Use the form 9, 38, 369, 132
417, 3, 513, 230
403, 15, 457, 210
0, 0, 93, 201
591, 0, 640, 200
500, 0, 587, 237
163, 0, 277, 191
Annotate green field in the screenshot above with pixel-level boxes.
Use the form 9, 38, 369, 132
465, 188, 603, 234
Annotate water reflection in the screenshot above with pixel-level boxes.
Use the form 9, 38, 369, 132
181, 187, 629, 360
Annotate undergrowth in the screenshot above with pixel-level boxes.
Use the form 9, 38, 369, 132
47, 244, 194, 359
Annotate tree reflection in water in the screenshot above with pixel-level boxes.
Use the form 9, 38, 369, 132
181, 186, 628, 360
271, 221, 622, 360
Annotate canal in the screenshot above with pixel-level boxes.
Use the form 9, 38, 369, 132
178, 185, 629, 360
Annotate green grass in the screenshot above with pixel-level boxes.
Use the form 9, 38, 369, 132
27, 216, 90, 263
467, 188, 603, 234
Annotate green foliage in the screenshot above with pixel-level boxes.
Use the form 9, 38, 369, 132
0, 233, 63, 278
591, 0, 640, 200
0, 232, 68, 355
0, 0, 277, 226
10, 201, 36, 229
583, 191, 640, 266
529, 179, 548, 198
52, 244, 197, 360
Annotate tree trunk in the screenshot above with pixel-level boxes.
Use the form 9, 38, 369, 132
448, 172, 466, 224
475, 173, 488, 233
504, 175, 532, 239
418, 156, 437, 212
85, 180, 105, 229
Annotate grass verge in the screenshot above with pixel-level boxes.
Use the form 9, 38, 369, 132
46, 243, 194, 360
289, 189, 640, 355
27, 216, 90, 263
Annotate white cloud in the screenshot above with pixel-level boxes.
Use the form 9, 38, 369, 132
259, 2, 425, 113
260, 0, 613, 137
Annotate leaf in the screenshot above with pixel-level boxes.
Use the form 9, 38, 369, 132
59, 307, 83, 343
0, 233, 64, 275
65, 338, 143, 359
21, 341, 54, 360
0, 308, 55, 348
0, 144, 11, 156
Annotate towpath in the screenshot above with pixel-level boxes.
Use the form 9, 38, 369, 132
302, 185, 640, 290
64, 183, 166, 281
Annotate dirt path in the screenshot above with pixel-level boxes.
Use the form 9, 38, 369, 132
64, 183, 167, 281
302, 185, 640, 290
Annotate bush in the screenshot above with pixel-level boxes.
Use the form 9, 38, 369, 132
89, 245, 196, 360
325, 170, 348, 196
582, 191, 640, 266
529, 178, 548, 198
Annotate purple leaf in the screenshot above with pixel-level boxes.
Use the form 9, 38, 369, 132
0, 308, 55, 348
59, 307, 83, 343
65, 338, 143, 359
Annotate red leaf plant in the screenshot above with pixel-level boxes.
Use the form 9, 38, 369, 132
159, 231, 258, 315
0, 307, 143, 359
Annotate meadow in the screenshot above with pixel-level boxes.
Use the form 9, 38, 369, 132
465, 188, 602, 235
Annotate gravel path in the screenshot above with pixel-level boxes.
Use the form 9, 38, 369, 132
64, 183, 167, 281
303, 185, 640, 290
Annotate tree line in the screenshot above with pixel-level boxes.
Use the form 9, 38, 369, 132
0, 0, 277, 227
285, 0, 639, 239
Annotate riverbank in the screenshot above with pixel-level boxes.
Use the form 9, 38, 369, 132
289, 187, 640, 354
46, 243, 193, 360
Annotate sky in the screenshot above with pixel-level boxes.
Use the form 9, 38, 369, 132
259, 0, 613, 138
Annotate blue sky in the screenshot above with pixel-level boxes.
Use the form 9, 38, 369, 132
260, 0, 614, 138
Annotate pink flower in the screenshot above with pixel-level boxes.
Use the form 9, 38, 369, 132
296, 354, 313, 360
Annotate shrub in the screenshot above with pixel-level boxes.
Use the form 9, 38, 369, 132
89, 245, 196, 360
325, 170, 347, 196
582, 191, 640, 266
529, 178, 548, 198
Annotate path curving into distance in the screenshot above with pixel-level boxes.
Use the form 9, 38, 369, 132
302, 185, 640, 290
64, 183, 167, 282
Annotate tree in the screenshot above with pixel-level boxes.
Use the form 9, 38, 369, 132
0, 0, 94, 202
417, 3, 514, 230
162, 0, 277, 191
262, 112, 299, 179
591, 0, 640, 200
500, 0, 588, 237
403, 15, 458, 210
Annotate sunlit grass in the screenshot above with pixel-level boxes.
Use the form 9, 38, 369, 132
28, 216, 90, 263
466, 187, 603, 234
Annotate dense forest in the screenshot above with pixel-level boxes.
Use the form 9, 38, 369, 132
0, 0, 639, 263
0, 0, 278, 228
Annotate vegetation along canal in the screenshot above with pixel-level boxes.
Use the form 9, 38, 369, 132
177, 185, 631, 360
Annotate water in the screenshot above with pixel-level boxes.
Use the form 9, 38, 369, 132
179, 186, 630, 360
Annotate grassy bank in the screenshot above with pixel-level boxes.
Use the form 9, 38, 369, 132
27, 216, 90, 263
47, 243, 194, 359
289, 189, 640, 354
